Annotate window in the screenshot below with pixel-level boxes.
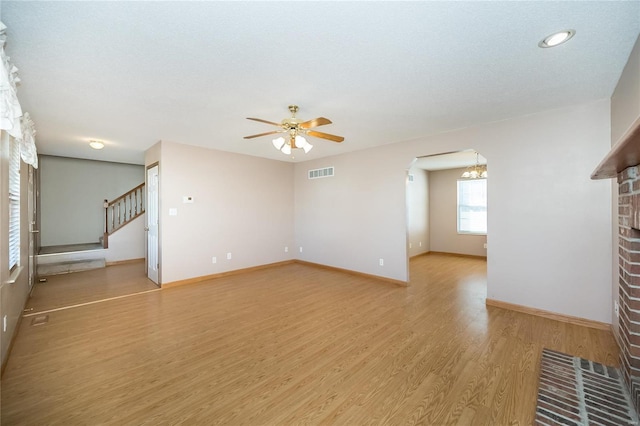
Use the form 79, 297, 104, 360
457, 179, 487, 234
9, 138, 20, 271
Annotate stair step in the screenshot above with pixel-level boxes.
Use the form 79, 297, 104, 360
39, 243, 103, 255
37, 248, 106, 265
38, 258, 106, 276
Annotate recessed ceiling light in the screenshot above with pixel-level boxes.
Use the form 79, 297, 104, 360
539, 30, 575, 48
89, 140, 105, 150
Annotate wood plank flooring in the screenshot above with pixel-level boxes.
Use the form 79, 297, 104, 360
25, 261, 159, 314
1, 254, 619, 425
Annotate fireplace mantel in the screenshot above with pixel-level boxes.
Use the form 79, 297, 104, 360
592, 116, 640, 180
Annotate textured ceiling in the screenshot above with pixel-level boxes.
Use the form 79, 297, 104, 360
2, 1, 639, 165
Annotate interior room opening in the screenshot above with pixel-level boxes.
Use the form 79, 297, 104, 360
405, 149, 488, 281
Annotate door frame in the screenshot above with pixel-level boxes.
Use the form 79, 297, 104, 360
27, 165, 40, 292
146, 162, 160, 285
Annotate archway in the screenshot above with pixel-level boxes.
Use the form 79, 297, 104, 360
405, 149, 488, 281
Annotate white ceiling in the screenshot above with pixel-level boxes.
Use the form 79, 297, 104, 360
2, 1, 639, 165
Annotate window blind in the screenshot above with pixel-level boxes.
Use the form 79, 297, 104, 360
457, 179, 487, 234
9, 138, 20, 271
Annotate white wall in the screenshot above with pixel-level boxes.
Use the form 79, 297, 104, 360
429, 167, 487, 257
294, 150, 408, 282
612, 35, 640, 145
0, 131, 31, 366
610, 34, 640, 334
151, 141, 294, 284
407, 167, 429, 257
295, 100, 612, 323
39, 156, 144, 246
105, 213, 145, 263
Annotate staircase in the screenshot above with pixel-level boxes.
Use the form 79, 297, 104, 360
103, 182, 145, 249
37, 183, 145, 276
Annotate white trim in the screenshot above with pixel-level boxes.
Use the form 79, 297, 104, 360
5, 265, 23, 285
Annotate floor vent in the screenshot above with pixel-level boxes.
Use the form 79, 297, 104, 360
30, 315, 49, 326
308, 166, 334, 179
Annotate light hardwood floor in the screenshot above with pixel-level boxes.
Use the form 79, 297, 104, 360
26, 261, 159, 314
1, 254, 619, 425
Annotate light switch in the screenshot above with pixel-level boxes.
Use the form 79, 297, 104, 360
169, 208, 178, 216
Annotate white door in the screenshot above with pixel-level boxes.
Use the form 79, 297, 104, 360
146, 165, 159, 284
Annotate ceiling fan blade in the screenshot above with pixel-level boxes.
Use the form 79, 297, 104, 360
299, 117, 332, 129
246, 117, 282, 126
306, 130, 344, 143
243, 130, 283, 139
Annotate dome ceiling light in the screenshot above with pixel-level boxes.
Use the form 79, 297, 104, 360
89, 140, 105, 150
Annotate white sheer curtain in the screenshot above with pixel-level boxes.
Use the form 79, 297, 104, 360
20, 112, 37, 168
0, 21, 38, 168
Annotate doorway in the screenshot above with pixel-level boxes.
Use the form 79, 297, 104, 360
24, 161, 159, 314
406, 149, 488, 279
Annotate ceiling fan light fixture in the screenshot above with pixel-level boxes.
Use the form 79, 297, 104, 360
272, 137, 285, 150
294, 136, 314, 154
538, 30, 575, 48
295, 135, 307, 148
245, 105, 344, 156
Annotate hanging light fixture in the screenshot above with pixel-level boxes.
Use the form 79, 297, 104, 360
295, 135, 313, 153
461, 152, 487, 179
244, 105, 340, 156
272, 137, 285, 151
271, 133, 313, 155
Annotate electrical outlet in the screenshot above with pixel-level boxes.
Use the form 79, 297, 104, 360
379, 258, 384, 266
3, 315, 6, 332
284, 246, 288, 253
212, 257, 217, 264
615, 300, 620, 317
419, 242, 422, 247
299, 247, 303, 253
409, 243, 412, 249
483, 243, 487, 249
226, 253, 232, 260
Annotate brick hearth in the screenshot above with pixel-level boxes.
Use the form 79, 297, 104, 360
535, 348, 637, 425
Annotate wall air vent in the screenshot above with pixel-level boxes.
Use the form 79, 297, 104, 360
308, 166, 335, 179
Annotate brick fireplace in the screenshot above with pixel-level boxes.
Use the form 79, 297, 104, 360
592, 114, 640, 414
618, 165, 640, 413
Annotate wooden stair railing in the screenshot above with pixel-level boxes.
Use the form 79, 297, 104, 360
103, 182, 145, 249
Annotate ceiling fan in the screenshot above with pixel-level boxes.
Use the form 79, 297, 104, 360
244, 105, 344, 155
